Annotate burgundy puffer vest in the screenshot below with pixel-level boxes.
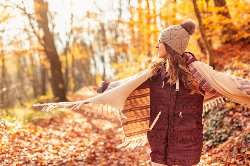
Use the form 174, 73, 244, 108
147, 71, 205, 165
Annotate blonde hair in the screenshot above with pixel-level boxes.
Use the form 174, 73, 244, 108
149, 44, 204, 96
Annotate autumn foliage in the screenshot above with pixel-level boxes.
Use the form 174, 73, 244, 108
0, 0, 250, 165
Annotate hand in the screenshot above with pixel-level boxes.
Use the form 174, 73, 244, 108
92, 85, 102, 93
92, 86, 98, 91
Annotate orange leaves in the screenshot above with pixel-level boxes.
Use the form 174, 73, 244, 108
0, 113, 151, 165
213, 42, 250, 72
1, 106, 249, 164
200, 101, 250, 165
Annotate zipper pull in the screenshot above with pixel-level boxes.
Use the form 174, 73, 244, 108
179, 112, 183, 117
176, 79, 179, 91
162, 81, 165, 88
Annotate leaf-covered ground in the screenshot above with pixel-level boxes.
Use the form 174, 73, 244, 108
1, 106, 249, 165
0, 112, 152, 165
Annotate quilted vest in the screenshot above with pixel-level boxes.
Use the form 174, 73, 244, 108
147, 72, 205, 165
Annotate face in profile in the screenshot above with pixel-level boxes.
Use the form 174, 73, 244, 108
155, 41, 168, 58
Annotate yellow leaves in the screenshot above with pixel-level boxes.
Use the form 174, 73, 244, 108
95, 74, 103, 85
71, 42, 91, 59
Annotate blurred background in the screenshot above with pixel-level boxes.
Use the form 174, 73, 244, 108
0, 0, 249, 106
0, 0, 249, 165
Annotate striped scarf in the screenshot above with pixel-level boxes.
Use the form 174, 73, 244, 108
33, 58, 250, 150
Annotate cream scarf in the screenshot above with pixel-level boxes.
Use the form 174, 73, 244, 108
33, 60, 250, 149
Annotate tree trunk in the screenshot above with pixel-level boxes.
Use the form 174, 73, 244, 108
0, 46, 6, 108
71, 51, 77, 92
137, 0, 144, 54
38, 54, 47, 96
146, 0, 151, 57
29, 53, 39, 98
80, 42, 95, 86
197, 38, 207, 55
64, 50, 69, 92
88, 44, 97, 84
63, 11, 74, 92
128, 0, 136, 51
193, 0, 215, 67
112, 0, 121, 64
34, 0, 66, 101
152, 1, 157, 43
40, 63, 47, 96
86, 19, 97, 85
100, 22, 107, 80
16, 55, 25, 106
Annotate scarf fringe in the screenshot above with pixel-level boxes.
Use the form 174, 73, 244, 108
203, 97, 250, 112
116, 135, 148, 150
34, 101, 125, 121
203, 97, 225, 112
69, 103, 125, 121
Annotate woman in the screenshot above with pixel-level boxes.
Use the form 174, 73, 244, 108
97, 20, 208, 166
34, 19, 250, 166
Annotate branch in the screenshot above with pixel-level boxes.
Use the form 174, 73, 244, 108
3, 1, 45, 47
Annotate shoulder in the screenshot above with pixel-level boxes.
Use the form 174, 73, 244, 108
182, 52, 198, 65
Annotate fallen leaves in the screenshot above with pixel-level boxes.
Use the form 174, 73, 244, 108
0, 113, 151, 165
1, 106, 249, 165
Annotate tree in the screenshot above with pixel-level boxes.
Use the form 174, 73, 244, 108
193, 0, 215, 67
34, 0, 66, 101
0, 10, 11, 108
0, 31, 6, 108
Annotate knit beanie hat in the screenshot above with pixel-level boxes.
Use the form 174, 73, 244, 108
158, 19, 196, 55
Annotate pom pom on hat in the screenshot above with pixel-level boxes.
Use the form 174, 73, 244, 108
180, 19, 196, 35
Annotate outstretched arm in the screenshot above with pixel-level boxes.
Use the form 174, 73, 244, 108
183, 52, 250, 109
95, 73, 151, 93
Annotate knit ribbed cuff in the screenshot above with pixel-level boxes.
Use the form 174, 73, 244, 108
101, 81, 110, 92
96, 81, 110, 93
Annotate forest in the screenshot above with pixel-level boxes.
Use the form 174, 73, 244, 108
0, 0, 249, 165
